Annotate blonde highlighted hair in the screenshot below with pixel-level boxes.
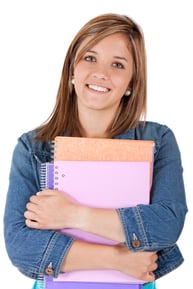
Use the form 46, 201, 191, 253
35, 13, 147, 141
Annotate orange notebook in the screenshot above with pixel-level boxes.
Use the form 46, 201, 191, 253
54, 136, 154, 185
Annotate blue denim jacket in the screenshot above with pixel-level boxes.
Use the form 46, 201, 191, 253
3, 121, 187, 281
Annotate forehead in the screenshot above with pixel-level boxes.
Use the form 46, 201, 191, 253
76, 32, 131, 57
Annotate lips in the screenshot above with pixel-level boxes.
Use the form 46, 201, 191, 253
87, 84, 110, 92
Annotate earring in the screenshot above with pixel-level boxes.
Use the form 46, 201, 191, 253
125, 89, 131, 96
71, 78, 75, 85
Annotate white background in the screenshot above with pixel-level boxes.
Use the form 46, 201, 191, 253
0, 1, 192, 288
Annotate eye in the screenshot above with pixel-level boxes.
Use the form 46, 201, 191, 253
84, 55, 96, 62
112, 62, 124, 69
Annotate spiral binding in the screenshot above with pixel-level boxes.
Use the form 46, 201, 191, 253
40, 138, 55, 191
50, 139, 55, 162
40, 162, 47, 190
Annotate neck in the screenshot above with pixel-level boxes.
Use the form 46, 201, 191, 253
79, 110, 113, 138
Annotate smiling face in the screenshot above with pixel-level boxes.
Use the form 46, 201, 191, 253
73, 33, 133, 116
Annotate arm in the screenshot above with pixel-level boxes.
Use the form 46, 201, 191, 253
4, 131, 157, 282
25, 126, 188, 252
60, 240, 157, 283
3, 133, 74, 280
118, 127, 188, 251
25, 189, 125, 243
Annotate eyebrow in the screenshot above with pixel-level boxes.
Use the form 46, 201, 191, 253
87, 49, 128, 63
114, 56, 128, 62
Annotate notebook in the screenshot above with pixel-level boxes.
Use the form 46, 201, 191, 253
41, 160, 150, 245
42, 160, 150, 285
45, 278, 142, 289
42, 137, 154, 287
54, 160, 149, 241
54, 137, 154, 162
54, 136, 154, 186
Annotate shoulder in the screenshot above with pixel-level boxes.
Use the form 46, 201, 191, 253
117, 121, 175, 142
17, 129, 52, 162
19, 129, 38, 143
135, 121, 181, 159
135, 121, 174, 141
117, 121, 179, 156
18, 129, 42, 148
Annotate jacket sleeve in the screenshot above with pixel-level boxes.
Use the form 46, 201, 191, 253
3, 134, 74, 280
117, 126, 188, 251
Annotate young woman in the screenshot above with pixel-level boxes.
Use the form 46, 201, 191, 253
4, 13, 187, 289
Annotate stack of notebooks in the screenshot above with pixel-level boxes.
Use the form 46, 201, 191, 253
41, 136, 155, 289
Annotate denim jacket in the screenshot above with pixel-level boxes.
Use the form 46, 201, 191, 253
3, 121, 187, 281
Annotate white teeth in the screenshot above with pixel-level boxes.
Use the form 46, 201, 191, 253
88, 84, 108, 92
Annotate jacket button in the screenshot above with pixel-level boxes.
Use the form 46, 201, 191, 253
45, 262, 54, 275
132, 239, 141, 248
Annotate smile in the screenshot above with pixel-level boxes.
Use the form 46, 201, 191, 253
88, 84, 109, 92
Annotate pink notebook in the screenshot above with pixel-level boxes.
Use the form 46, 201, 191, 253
52, 160, 150, 284
42, 160, 151, 285
54, 161, 150, 207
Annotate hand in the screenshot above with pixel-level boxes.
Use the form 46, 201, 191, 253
115, 244, 158, 283
60, 241, 158, 283
24, 189, 79, 230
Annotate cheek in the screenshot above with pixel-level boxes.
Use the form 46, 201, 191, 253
74, 66, 83, 82
73, 69, 85, 90
118, 71, 133, 90
74, 62, 88, 78
114, 77, 129, 94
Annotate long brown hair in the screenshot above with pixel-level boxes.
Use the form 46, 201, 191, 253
35, 13, 147, 141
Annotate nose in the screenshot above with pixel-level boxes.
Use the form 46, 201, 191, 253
92, 64, 109, 80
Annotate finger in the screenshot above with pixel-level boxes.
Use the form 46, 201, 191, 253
26, 202, 38, 211
25, 218, 40, 229
36, 189, 56, 196
150, 252, 158, 261
24, 210, 38, 221
29, 191, 54, 204
144, 271, 155, 283
148, 262, 158, 272
29, 194, 41, 204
